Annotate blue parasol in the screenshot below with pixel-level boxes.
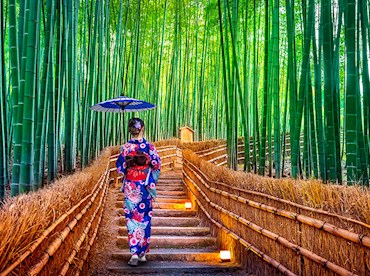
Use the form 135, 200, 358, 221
89, 96, 155, 113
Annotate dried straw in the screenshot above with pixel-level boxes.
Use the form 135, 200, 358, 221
182, 147, 369, 275
183, 149, 370, 224
0, 148, 112, 273
183, 174, 297, 276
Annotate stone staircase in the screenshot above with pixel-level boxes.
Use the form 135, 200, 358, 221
109, 169, 243, 275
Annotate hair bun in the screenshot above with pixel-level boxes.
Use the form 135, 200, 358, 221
128, 118, 144, 136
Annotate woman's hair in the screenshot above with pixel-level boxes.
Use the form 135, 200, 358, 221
128, 118, 144, 136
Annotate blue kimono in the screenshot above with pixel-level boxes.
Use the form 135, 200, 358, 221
116, 138, 161, 256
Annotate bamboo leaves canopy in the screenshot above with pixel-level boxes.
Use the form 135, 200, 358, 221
0, 0, 369, 198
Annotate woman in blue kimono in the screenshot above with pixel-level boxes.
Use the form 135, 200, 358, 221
116, 118, 161, 266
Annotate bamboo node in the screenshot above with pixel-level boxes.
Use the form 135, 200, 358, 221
319, 221, 327, 230
358, 234, 366, 245
292, 213, 299, 221
321, 260, 328, 268
66, 224, 74, 233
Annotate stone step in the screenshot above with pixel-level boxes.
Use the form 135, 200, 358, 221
155, 197, 188, 203
118, 217, 201, 227
156, 180, 184, 186
155, 194, 189, 200
156, 182, 184, 187
157, 190, 187, 197
117, 208, 197, 217
153, 201, 188, 209
116, 236, 217, 249
156, 186, 184, 192
118, 226, 211, 236
157, 179, 183, 183
108, 261, 242, 275
158, 175, 182, 180
153, 209, 196, 217
112, 248, 219, 262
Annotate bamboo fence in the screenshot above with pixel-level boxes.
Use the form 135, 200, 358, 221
0, 148, 114, 276
181, 147, 370, 276
1, 139, 369, 275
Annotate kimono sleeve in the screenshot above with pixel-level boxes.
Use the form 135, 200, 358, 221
149, 143, 161, 171
116, 146, 127, 176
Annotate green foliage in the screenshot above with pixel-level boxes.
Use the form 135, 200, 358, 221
1, 0, 369, 199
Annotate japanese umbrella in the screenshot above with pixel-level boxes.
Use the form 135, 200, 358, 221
89, 95, 155, 113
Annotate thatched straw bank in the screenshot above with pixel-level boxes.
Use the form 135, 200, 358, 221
1, 139, 369, 275
182, 148, 370, 275
0, 147, 114, 275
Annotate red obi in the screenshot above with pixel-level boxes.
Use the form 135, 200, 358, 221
126, 165, 149, 181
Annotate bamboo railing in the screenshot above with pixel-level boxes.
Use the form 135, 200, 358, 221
0, 155, 112, 276
1, 140, 368, 275
182, 147, 370, 276
197, 134, 305, 167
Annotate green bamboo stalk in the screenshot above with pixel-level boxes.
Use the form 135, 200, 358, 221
307, 71, 318, 178
312, 10, 326, 181
322, 0, 338, 183
64, 0, 75, 173
242, 0, 250, 171
83, 0, 100, 166
291, 0, 314, 179
55, 0, 63, 175
272, 0, 280, 178
0, 0, 6, 199
332, 0, 343, 184
191, 4, 199, 138
217, 0, 230, 125
285, 0, 297, 175
345, 0, 357, 185
359, 0, 370, 186
35, 0, 55, 188
258, 0, 269, 176
198, 3, 208, 141
152, 0, 167, 141
252, 0, 261, 174
19, 0, 41, 193
47, 0, 57, 183
9, 0, 21, 196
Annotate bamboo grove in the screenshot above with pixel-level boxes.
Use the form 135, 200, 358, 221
0, 0, 369, 198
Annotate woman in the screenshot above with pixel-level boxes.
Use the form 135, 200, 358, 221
116, 118, 161, 266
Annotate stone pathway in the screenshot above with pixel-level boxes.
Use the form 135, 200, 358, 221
89, 169, 244, 275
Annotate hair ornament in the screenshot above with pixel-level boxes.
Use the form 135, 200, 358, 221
135, 121, 142, 130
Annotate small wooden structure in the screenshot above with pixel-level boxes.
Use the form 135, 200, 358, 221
179, 126, 194, 143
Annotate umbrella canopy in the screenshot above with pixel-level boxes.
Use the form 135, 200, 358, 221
89, 96, 155, 113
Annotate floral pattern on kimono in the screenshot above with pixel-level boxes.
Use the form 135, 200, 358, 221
116, 138, 161, 256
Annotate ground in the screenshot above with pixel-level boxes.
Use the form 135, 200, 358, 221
88, 185, 119, 275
